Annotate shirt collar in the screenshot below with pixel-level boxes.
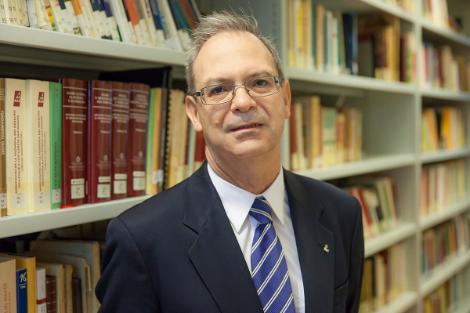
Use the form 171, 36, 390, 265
207, 164, 286, 233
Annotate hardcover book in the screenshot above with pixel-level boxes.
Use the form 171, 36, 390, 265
127, 83, 149, 196
87, 80, 112, 203
111, 81, 130, 199
61, 78, 88, 207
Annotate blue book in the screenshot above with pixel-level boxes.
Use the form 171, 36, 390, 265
16, 268, 27, 313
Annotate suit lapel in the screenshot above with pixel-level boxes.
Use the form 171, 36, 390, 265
284, 171, 335, 313
184, 164, 263, 313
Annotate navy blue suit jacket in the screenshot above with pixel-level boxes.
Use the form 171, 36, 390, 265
96, 164, 364, 313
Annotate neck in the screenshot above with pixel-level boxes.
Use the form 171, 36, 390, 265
205, 148, 282, 194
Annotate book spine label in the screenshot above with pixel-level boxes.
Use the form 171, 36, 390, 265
50, 82, 62, 209
61, 79, 87, 207
5, 78, 28, 215
127, 83, 149, 196
111, 82, 130, 199
87, 80, 112, 203
0, 79, 6, 216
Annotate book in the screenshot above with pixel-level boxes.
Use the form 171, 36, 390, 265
0, 78, 6, 217
110, 81, 130, 199
87, 80, 112, 203
4, 78, 29, 215
16, 268, 27, 313
38, 262, 66, 313
45, 275, 57, 313
36, 268, 47, 313
4, 254, 37, 313
61, 78, 88, 207
127, 83, 150, 196
0, 256, 17, 313
49, 82, 62, 209
26, 79, 51, 213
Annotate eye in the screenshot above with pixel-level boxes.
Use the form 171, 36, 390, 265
206, 84, 231, 97
249, 77, 274, 89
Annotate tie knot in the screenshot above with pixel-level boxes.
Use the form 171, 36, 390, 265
249, 196, 273, 225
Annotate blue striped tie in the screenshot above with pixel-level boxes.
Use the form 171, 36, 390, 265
250, 196, 296, 313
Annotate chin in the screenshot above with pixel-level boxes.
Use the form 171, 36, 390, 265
226, 140, 277, 159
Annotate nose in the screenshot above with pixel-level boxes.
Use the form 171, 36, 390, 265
230, 85, 256, 112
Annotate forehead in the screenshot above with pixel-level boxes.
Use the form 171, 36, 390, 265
192, 31, 277, 87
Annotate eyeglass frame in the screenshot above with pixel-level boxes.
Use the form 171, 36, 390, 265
191, 75, 283, 105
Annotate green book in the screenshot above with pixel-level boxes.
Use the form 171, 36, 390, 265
50, 82, 62, 209
146, 88, 156, 194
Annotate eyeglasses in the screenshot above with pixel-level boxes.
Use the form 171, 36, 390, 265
193, 76, 281, 105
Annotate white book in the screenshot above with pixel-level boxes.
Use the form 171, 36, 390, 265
36, 268, 47, 313
5, 78, 30, 215
156, 0, 182, 51
26, 80, 51, 213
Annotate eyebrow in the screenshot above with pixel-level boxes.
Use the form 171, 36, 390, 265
201, 70, 277, 87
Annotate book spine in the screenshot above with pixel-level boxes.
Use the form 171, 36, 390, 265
0, 79, 6, 217
5, 78, 28, 216
145, 88, 156, 195
87, 80, 113, 203
45, 276, 57, 313
27, 79, 51, 212
36, 268, 47, 313
127, 83, 149, 196
61, 78, 87, 207
111, 82, 130, 199
16, 268, 28, 313
49, 82, 62, 209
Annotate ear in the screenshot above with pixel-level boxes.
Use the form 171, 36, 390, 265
185, 95, 203, 132
281, 79, 291, 119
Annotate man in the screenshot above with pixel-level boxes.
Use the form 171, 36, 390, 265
96, 12, 364, 313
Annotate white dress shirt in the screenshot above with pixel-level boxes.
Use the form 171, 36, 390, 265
207, 164, 305, 313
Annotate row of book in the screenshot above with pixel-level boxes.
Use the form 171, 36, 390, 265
0, 75, 168, 217
422, 0, 465, 34
420, 159, 467, 218
421, 43, 470, 92
344, 176, 398, 240
421, 106, 466, 153
359, 241, 408, 313
422, 214, 469, 275
0, 239, 101, 313
289, 96, 362, 171
286, 2, 417, 83
423, 269, 468, 313
0, 0, 200, 50
164, 89, 204, 189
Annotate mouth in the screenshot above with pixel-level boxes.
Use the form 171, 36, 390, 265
230, 123, 263, 132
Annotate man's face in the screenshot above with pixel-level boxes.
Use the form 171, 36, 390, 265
186, 31, 291, 162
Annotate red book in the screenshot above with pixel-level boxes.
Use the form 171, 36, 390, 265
127, 83, 149, 196
87, 80, 113, 203
111, 82, 130, 200
61, 79, 88, 207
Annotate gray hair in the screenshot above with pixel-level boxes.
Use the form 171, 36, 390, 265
185, 11, 284, 94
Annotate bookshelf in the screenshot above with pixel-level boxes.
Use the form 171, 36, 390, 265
1, 0, 469, 312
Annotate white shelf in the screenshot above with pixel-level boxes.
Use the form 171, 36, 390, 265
420, 148, 470, 164
365, 222, 416, 257
285, 68, 417, 94
420, 18, 470, 48
421, 250, 470, 297
296, 154, 416, 181
420, 88, 470, 102
0, 24, 186, 71
420, 198, 470, 231
0, 196, 150, 238
373, 291, 418, 313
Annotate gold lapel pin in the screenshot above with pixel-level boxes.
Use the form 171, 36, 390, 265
323, 244, 330, 253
